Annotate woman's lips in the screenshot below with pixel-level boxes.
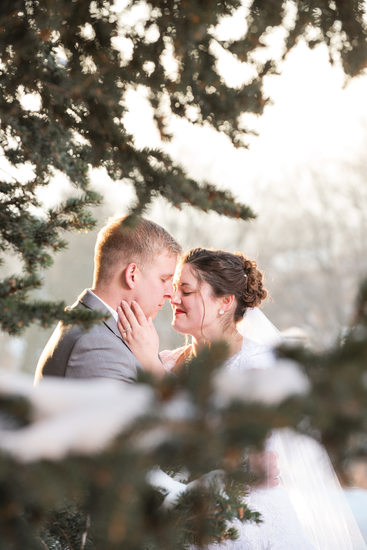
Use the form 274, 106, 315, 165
174, 308, 186, 315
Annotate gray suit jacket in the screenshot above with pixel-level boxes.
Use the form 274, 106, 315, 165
34, 289, 143, 384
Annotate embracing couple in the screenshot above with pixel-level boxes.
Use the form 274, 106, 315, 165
34, 216, 366, 550
35, 215, 269, 384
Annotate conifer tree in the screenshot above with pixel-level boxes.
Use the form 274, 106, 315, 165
1, 0, 366, 333
0, 1, 367, 548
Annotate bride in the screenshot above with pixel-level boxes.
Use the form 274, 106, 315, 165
117, 247, 366, 549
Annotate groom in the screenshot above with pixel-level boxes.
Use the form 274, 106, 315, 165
34, 216, 181, 385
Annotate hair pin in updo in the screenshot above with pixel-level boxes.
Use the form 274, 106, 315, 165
243, 272, 248, 290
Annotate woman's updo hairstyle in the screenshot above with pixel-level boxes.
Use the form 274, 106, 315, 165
182, 248, 267, 322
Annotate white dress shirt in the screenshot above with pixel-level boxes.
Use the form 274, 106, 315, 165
89, 290, 118, 323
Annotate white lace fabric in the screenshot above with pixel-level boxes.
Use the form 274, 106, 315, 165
225, 338, 276, 372
159, 346, 190, 372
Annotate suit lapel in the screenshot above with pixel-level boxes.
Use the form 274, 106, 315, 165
103, 314, 124, 341
78, 289, 126, 344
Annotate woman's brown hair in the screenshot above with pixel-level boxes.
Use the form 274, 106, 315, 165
182, 248, 267, 323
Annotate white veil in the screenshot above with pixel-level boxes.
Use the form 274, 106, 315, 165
237, 306, 283, 347
237, 308, 367, 550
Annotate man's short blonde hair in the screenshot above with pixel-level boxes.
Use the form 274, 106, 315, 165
93, 216, 181, 285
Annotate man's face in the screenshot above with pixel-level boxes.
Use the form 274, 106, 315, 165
134, 251, 177, 319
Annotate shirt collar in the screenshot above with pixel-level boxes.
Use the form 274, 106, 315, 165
89, 290, 118, 322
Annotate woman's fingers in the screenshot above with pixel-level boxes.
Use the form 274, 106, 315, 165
117, 306, 131, 338
131, 300, 148, 326
118, 321, 128, 339
117, 301, 162, 375
120, 300, 140, 329
117, 305, 128, 327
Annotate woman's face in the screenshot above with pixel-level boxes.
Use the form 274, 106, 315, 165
171, 263, 222, 339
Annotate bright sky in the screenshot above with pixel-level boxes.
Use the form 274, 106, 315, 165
1, 6, 367, 217
117, 40, 367, 215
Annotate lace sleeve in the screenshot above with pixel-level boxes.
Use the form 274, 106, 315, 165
159, 346, 191, 372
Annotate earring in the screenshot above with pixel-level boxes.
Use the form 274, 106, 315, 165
219, 309, 224, 315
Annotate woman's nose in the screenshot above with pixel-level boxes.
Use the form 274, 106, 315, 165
170, 290, 181, 304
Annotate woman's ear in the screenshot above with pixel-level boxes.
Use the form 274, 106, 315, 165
221, 294, 235, 312
124, 263, 138, 289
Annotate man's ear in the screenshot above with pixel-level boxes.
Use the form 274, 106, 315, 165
124, 263, 138, 289
221, 294, 235, 312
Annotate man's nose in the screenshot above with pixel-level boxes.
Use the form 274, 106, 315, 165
170, 290, 181, 304
164, 280, 174, 298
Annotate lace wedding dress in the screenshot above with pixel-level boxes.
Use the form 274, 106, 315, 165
161, 338, 315, 549
160, 309, 367, 550
213, 338, 315, 550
